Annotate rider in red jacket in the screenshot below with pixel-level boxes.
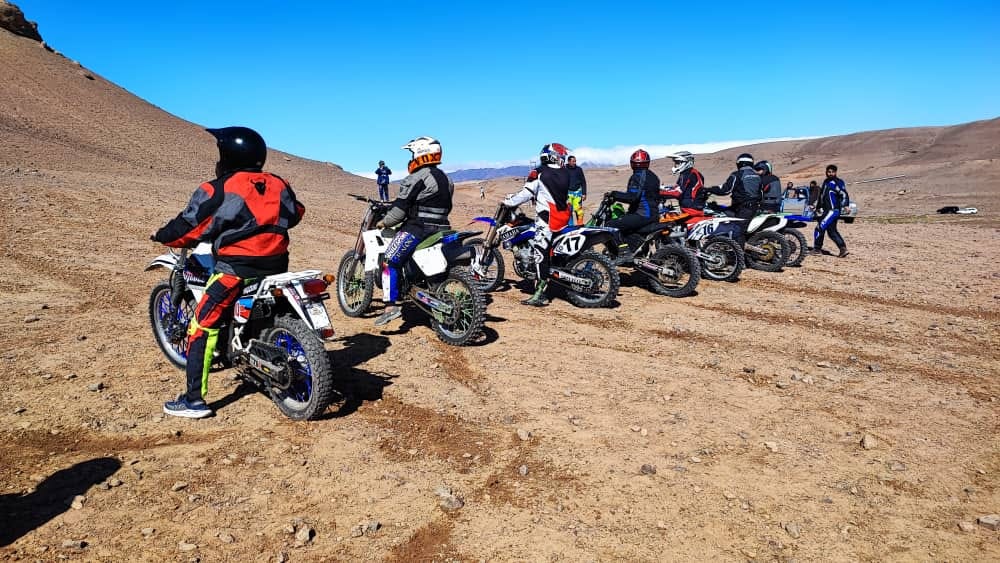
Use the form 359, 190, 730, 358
152, 127, 304, 418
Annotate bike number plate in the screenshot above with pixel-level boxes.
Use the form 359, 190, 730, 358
553, 233, 585, 255
306, 301, 331, 328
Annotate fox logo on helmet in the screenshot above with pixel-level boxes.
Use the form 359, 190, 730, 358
403, 136, 443, 173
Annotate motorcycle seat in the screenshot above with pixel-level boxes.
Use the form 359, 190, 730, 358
636, 221, 668, 234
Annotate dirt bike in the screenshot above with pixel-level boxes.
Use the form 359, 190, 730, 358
468, 202, 620, 308
335, 194, 486, 346
585, 195, 700, 298
706, 202, 789, 272
656, 206, 746, 283
147, 244, 336, 421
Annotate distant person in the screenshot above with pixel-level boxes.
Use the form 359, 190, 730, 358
786, 181, 794, 191
566, 155, 587, 225
755, 160, 783, 213
716, 153, 761, 244
479, 183, 486, 199
807, 180, 820, 206
812, 164, 850, 258
605, 149, 661, 261
373, 137, 454, 325
151, 127, 305, 418
375, 160, 392, 201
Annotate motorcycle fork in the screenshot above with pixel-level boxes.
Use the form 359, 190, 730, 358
353, 207, 375, 255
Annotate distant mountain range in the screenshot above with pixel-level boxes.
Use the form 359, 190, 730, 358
447, 162, 611, 182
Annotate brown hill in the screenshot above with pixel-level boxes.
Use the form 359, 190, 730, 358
1, 11, 998, 563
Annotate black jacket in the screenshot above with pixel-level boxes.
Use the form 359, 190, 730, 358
611, 169, 661, 218
567, 164, 587, 195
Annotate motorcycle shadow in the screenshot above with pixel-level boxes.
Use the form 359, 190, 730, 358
377, 304, 501, 347
510, 278, 623, 309
620, 271, 699, 298
324, 333, 397, 419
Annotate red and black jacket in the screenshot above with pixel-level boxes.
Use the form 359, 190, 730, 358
154, 170, 305, 277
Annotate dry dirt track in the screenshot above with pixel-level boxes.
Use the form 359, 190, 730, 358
1, 168, 999, 562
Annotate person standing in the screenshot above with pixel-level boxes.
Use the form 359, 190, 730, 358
375, 160, 392, 201
566, 155, 587, 225
812, 164, 850, 257
151, 127, 305, 418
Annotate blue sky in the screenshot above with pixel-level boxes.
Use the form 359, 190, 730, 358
18, 1, 1000, 178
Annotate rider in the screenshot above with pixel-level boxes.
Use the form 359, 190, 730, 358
373, 136, 454, 325
605, 149, 661, 261
151, 127, 305, 419
502, 142, 571, 307
754, 160, 783, 213
812, 164, 850, 257
659, 151, 726, 216
375, 160, 392, 201
716, 152, 762, 244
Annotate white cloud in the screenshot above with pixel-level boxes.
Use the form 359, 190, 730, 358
353, 136, 817, 178
569, 137, 817, 166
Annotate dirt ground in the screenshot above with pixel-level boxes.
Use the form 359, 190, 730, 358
1, 22, 1000, 563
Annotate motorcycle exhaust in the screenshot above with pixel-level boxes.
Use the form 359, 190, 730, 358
549, 268, 594, 289
410, 289, 454, 316
242, 339, 291, 388
633, 258, 677, 278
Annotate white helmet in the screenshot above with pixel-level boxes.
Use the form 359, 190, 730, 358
669, 151, 694, 175
402, 136, 442, 173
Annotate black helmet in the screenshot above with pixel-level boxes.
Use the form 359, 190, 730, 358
736, 153, 754, 167
206, 126, 267, 176
754, 160, 772, 174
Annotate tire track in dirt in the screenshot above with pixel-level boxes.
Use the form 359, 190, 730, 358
688, 302, 998, 362
430, 339, 483, 387
741, 277, 1000, 322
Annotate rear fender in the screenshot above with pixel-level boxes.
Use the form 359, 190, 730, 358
471, 216, 496, 227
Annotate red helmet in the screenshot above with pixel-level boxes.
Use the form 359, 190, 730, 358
539, 142, 569, 166
630, 149, 651, 170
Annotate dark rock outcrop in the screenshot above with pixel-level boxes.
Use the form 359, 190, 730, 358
0, 1, 42, 42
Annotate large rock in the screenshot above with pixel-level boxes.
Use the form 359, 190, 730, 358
0, 1, 42, 41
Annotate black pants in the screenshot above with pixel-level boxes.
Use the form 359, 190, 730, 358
732, 200, 760, 245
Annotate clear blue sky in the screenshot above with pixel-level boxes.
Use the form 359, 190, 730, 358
17, 0, 1000, 176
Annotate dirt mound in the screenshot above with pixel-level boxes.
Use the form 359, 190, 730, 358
0, 1, 41, 42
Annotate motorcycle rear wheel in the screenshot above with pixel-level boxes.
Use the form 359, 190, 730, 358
336, 250, 374, 317
646, 245, 700, 298
745, 231, 788, 272
262, 315, 335, 421
149, 281, 195, 369
564, 250, 620, 308
431, 269, 486, 346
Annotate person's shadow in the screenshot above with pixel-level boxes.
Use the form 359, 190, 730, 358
0, 457, 122, 546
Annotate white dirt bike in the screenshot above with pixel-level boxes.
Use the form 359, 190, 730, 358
147, 243, 337, 420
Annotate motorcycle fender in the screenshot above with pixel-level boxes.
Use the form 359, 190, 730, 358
361, 229, 392, 272
470, 216, 496, 227
412, 245, 448, 277
786, 220, 808, 229
145, 253, 179, 271
757, 216, 785, 231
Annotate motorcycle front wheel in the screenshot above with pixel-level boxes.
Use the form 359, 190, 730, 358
336, 250, 374, 317
262, 315, 335, 421
698, 237, 744, 282
149, 281, 195, 369
466, 238, 505, 292
563, 250, 620, 308
782, 229, 808, 267
431, 269, 486, 346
